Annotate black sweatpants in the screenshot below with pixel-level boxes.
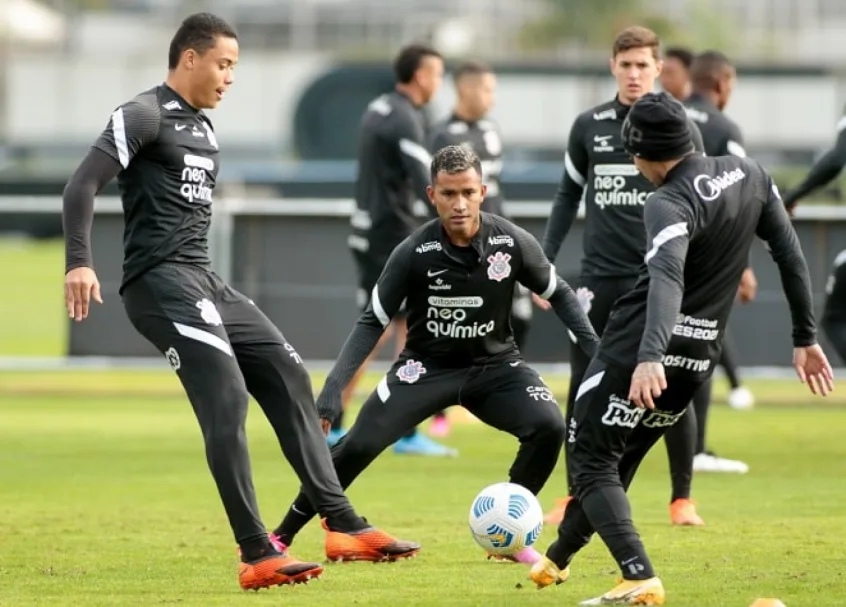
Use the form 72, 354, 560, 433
122, 263, 356, 547
278, 358, 567, 538
563, 276, 638, 490
547, 358, 705, 579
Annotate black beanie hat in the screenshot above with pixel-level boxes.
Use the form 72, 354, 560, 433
621, 91, 694, 161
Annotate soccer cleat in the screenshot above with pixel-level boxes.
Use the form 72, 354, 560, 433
238, 552, 323, 591
529, 555, 570, 589
727, 386, 755, 410
692, 451, 749, 474
579, 577, 665, 605
487, 546, 542, 564
326, 428, 347, 448
322, 518, 421, 562
429, 415, 451, 437
669, 498, 704, 526
392, 432, 458, 457
543, 496, 573, 525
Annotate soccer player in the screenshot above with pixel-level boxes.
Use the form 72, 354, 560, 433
61, 13, 418, 591
426, 60, 534, 437
332, 44, 456, 457
659, 46, 693, 101
662, 47, 757, 413
782, 103, 846, 216
665, 50, 754, 476
530, 91, 833, 605
781, 98, 846, 362
540, 26, 708, 528
821, 250, 846, 363
271, 145, 600, 566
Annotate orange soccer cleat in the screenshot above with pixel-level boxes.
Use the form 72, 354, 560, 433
238, 552, 323, 591
669, 498, 705, 526
322, 518, 421, 562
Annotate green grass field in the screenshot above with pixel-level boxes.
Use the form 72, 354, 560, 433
2, 238, 846, 605
1, 370, 845, 606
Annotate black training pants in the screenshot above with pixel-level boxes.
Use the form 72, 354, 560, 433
548, 358, 705, 577
285, 358, 567, 525
564, 276, 637, 489
122, 263, 354, 546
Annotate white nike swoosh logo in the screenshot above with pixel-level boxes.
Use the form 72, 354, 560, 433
427, 269, 448, 277
509, 361, 521, 367
175, 124, 187, 131
594, 135, 611, 142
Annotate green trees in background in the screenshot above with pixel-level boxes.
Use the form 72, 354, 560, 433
518, 0, 738, 56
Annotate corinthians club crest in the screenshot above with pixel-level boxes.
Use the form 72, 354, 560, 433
486, 251, 511, 282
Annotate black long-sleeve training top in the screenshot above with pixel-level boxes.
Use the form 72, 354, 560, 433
598, 154, 817, 375
541, 96, 705, 277
63, 84, 220, 292
349, 90, 434, 263
316, 213, 600, 421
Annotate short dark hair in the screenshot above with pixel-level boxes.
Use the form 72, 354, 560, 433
430, 144, 482, 183
168, 13, 238, 70
393, 44, 442, 84
690, 50, 735, 92
612, 26, 661, 60
453, 60, 492, 84
664, 46, 695, 69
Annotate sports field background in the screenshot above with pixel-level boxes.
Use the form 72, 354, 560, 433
2, 237, 846, 606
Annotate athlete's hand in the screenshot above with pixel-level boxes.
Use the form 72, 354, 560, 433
531, 292, 551, 310
793, 344, 834, 396
320, 418, 331, 436
737, 268, 758, 304
64, 266, 103, 322
628, 361, 667, 409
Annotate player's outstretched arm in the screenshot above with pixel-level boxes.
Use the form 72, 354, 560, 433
783, 121, 846, 213
541, 116, 588, 262
316, 239, 414, 423
513, 226, 599, 356
757, 179, 834, 395
631, 193, 692, 408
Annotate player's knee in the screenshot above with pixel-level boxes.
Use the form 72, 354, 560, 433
337, 425, 390, 460
527, 408, 567, 446
201, 381, 250, 442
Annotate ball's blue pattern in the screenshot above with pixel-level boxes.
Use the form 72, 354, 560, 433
484, 523, 515, 548
472, 494, 496, 518
507, 493, 530, 519
525, 521, 542, 547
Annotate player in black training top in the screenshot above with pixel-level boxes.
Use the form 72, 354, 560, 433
333, 44, 455, 458
271, 145, 600, 566
529, 92, 834, 606
427, 61, 534, 437
781, 98, 846, 361
666, 50, 756, 478
61, 13, 418, 591
822, 250, 846, 363
540, 26, 707, 530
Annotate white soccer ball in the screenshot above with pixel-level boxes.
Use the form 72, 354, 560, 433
468, 482, 544, 555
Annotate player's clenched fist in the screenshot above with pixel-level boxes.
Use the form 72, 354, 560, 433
64, 266, 103, 322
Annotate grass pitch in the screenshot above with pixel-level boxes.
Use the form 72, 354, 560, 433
2, 238, 845, 605
1, 370, 845, 606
